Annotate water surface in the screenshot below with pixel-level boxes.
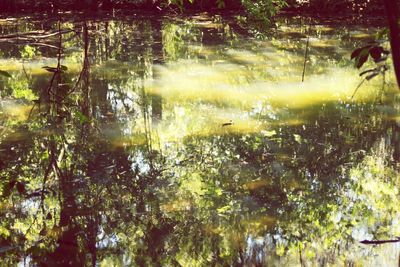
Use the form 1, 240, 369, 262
0, 13, 400, 266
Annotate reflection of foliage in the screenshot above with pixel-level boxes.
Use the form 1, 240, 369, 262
241, 0, 287, 22
0, 16, 400, 266
6, 75, 35, 100
346, 145, 400, 239
162, 21, 200, 61
20, 45, 36, 59
143, 98, 398, 265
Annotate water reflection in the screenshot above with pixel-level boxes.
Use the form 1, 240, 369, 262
0, 14, 399, 266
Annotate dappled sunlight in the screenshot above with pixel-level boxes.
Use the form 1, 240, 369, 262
147, 57, 387, 112
153, 105, 262, 143
1, 13, 400, 267
139, 46, 399, 145
308, 38, 341, 48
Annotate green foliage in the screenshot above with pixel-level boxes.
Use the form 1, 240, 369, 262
74, 111, 89, 124
4, 75, 36, 100
351, 42, 389, 69
20, 45, 36, 59
240, 0, 287, 22
162, 21, 200, 61
307, 0, 383, 13
351, 41, 390, 83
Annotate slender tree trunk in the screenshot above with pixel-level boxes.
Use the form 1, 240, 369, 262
392, 122, 400, 161
81, 22, 91, 118
382, 0, 400, 89
151, 19, 163, 127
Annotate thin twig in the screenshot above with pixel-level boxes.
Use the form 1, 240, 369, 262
302, 35, 310, 82
40, 157, 54, 214
46, 21, 63, 95
65, 23, 89, 97
360, 237, 400, 245
0, 29, 75, 40
27, 42, 61, 50
27, 102, 38, 120
65, 63, 86, 96
298, 243, 304, 267
0, 30, 47, 39
351, 79, 366, 99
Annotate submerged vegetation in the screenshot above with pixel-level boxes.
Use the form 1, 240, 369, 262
0, 0, 400, 266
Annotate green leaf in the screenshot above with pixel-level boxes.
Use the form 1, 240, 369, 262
60, 65, 68, 71
351, 45, 372, 59
355, 49, 370, 69
74, 111, 89, 124
42, 66, 64, 73
369, 46, 384, 62
351, 47, 362, 60
0, 70, 12, 78
42, 66, 58, 73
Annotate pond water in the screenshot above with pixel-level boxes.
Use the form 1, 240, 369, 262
0, 12, 400, 266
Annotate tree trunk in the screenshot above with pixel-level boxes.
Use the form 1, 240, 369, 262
382, 0, 400, 89
151, 19, 164, 127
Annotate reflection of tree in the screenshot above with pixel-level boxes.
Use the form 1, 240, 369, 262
1, 16, 400, 267
157, 101, 400, 266
38, 21, 91, 267
151, 18, 163, 127
0, 17, 182, 266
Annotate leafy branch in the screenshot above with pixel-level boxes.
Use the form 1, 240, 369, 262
350, 41, 390, 98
